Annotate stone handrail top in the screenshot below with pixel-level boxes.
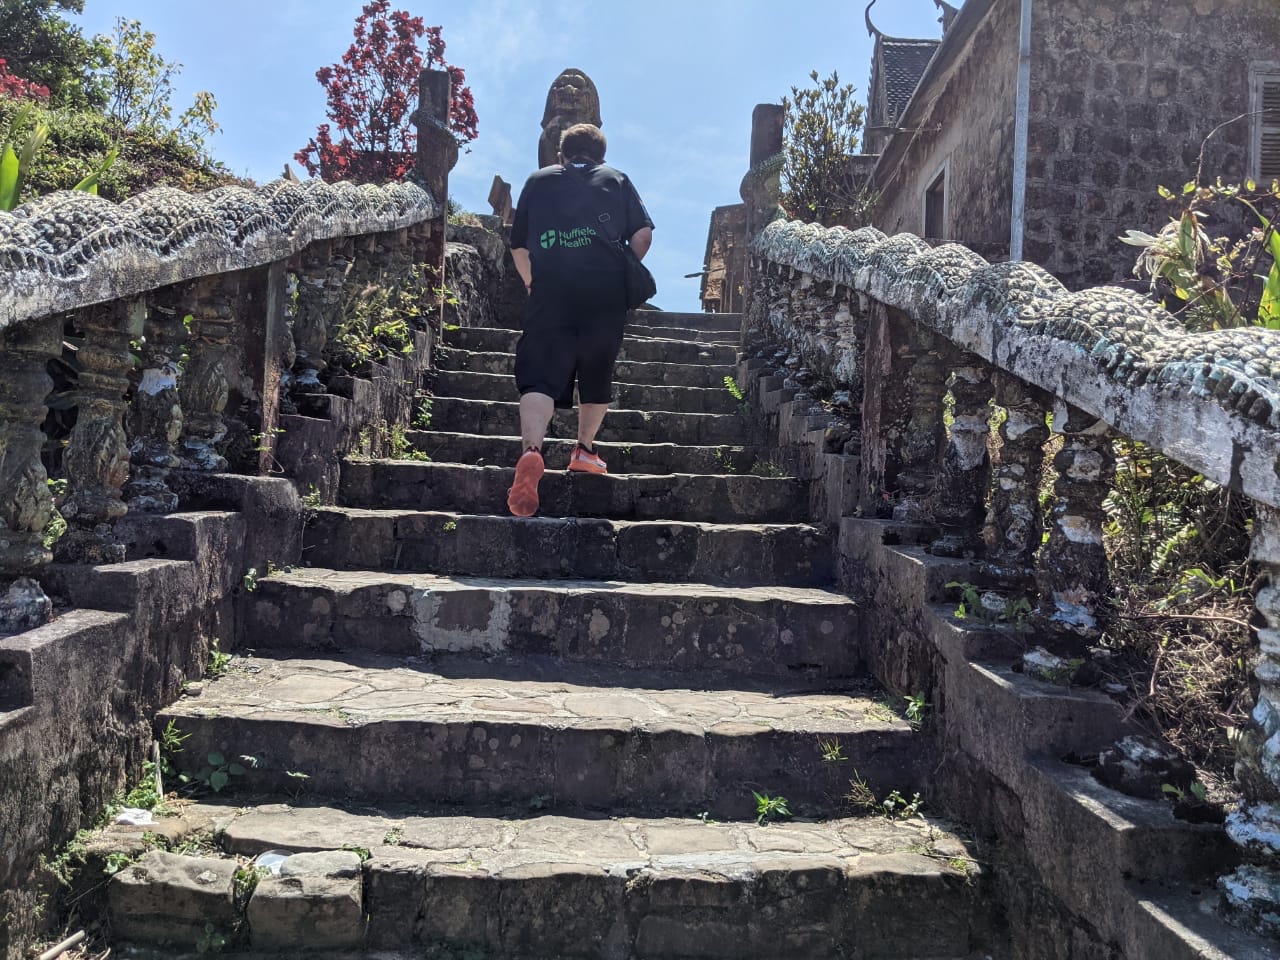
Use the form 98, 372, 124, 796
0, 176, 441, 331
752, 218, 1280, 510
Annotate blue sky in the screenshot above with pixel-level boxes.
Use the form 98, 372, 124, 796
72, 1, 946, 312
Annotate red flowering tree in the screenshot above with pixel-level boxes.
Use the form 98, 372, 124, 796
295, 1, 477, 183
0, 58, 50, 101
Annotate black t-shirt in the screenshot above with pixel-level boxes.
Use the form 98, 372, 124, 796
511, 162, 655, 278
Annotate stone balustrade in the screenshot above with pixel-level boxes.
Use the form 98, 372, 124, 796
0, 69, 456, 635
743, 211, 1280, 930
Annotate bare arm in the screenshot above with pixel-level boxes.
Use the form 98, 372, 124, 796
512, 247, 532, 289
629, 227, 653, 261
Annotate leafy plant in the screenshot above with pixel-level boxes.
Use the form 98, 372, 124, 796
103, 850, 137, 875
723, 375, 745, 402
752, 790, 792, 825
195, 922, 226, 955
1161, 781, 1209, 803
185, 752, 257, 794
412, 396, 434, 429
1120, 177, 1280, 330
903, 694, 929, 730
206, 639, 232, 678
782, 69, 876, 227
241, 568, 259, 593
878, 789, 924, 820
295, 0, 477, 182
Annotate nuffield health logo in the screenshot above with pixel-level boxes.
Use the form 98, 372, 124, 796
540, 226, 597, 250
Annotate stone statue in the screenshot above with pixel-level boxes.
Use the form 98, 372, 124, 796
539, 68, 602, 169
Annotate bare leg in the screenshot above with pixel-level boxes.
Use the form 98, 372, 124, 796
577, 402, 609, 449
519, 392, 556, 450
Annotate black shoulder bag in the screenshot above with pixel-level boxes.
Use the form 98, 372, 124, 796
565, 170, 657, 309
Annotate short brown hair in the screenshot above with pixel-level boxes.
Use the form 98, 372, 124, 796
560, 123, 606, 163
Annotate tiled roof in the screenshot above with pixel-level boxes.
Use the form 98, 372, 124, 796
880, 38, 941, 122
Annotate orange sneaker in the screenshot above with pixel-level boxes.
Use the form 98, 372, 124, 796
507, 447, 545, 517
567, 443, 608, 474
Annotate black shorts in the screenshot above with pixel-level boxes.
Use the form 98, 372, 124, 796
514, 273, 627, 409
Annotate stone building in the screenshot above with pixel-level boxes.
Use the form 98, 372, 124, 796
699, 204, 748, 313
864, 0, 1280, 288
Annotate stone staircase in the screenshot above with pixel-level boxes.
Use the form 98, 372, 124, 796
100, 311, 995, 957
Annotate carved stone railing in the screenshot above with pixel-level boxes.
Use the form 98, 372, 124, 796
0, 69, 458, 635
744, 210, 1280, 934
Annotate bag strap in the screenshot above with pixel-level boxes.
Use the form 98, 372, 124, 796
562, 164, 625, 250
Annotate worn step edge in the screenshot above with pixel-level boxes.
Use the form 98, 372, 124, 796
240, 568, 862, 677
436, 349, 738, 387
303, 508, 834, 587
160, 654, 921, 816
433, 370, 743, 414
442, 328, 738, 364
428, 397, 749, 446
101, 803, 987, 957
337, 461, 804, 524
402, 432, 759, 475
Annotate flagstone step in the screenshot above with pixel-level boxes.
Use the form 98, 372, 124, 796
631, 310, 743, 331
159, 653, 925, 817
436, 348, 736, 388
102, 802, 984, 958
240, 569, 863, 678
429, 397, 748, 446
403, 432, 759, 475
304, 509, 833, 587
435, 370, 743, 415
443, 326, 738, 365
338, 461, 804, 523
626, 325, 738, 344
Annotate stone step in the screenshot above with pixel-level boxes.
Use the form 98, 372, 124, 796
338, 461, 804, 523
305, 509, 833, 587
631, 310, 743, 331
444, 326, 738, 365
404, 432, 759, 475
437, 348, 737, 389
104, 801, 985, 957
626, 325, 738, 344
430, 396, 748, 446
240, 569, 862, 678
435, 370, 743, 415
159, 654, 926, 817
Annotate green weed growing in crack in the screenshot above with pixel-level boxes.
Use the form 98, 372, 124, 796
241, 568, 259, 593
847, 770, 924, 820
384, 827, 404, 845
343, 843, 372, 862
207, 639, 233, 678
904, 694, 929, 730
196, 922, 227, 955
752, 790, 792, 825
713, 447, 740, 473
723, 375, 746, 402
819, 738, 847, 763
104, 851, 138, 876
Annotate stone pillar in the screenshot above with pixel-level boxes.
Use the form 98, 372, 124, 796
983, 374, 1050, 575
930, 357, 995, 557
1221, 504, 1280, 936
858, 303, 947, 520
180, 274, 238, 472
125, 285, 191, 513
740, 104, 785, 340
412, 68, 459, 329
57, 301, 142, 564
0, 317, 60, 632
1034, 402, 1115, 636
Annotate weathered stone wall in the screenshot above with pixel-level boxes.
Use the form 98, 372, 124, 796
870, 0, 1019, 257
1025, 0, 1280, 289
